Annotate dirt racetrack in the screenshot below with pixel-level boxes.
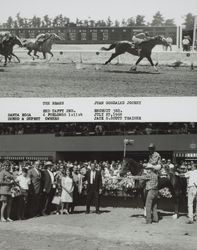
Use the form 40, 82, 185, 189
0, 206, 196, 250
0, 62, 196, 97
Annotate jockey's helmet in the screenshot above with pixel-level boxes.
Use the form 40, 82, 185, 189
148, 143, 155, 149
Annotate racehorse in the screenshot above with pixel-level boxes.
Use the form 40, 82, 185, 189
0, 35, 22, 66
23, 33, 62, 60
101, 36, 169, 71
120, 158, 187, 219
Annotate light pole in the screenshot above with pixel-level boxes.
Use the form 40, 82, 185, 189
123, 139, 134, 158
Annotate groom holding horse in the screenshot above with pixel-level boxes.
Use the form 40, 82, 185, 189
133, 163, 159, 224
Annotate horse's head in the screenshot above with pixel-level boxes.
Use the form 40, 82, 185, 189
9, 35, 23, 47
119, 158, 143, 177
155, 35, 170, 46
50, 33, 62, 41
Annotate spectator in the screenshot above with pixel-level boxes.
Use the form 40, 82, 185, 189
41, 161, 55, 215
60, 168, 74, 214
182, 36, 191, 51
0, 162, 14, 222
28, 161, 42, 217
70, 165, 83, 213
184, 164, 197, 224
85, 162, 102, 214
15, 168, 31, 219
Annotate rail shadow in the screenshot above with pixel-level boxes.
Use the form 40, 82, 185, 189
104, 70, 161, 74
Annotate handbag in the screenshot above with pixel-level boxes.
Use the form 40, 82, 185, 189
52, 195, 61, 205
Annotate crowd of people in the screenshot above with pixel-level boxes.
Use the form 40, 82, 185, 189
0, 122, 196, 136
0, 145, 196, 224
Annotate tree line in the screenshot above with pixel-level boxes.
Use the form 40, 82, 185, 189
0, 12, 195, 29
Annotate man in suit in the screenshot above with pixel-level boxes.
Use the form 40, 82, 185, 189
85, 161, 102, 214
70, 165, 83, 214
41, 161, 55, 215
28, 161, 42, 217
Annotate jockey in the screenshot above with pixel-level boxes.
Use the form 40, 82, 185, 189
35, 33, 50, 48
132, 31, 150, 45
147, 143, 161, 172
0, 31, 12, 47
132, 31, 151, 55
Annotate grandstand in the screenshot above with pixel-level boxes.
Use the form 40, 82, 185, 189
0, 123, 196, 164
0, 26, 180, 45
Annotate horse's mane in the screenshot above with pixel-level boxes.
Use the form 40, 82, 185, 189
120, 158, 143, 176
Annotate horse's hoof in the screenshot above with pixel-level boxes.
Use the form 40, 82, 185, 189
129, 67, 136, 72
153, 66, 158, 72
172, 214, 178, 219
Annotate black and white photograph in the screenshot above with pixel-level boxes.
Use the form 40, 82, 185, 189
0, 0, 197, 97
0, 0, 197, 250
0, 122, 196, 249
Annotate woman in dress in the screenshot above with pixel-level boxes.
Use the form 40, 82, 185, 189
0, 161, 14, 222
61, 168, 74, 214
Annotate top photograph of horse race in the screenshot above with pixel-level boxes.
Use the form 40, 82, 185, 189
0, 0, 197, 97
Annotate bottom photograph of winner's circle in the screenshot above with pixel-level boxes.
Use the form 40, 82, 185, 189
0, 122, 197, 250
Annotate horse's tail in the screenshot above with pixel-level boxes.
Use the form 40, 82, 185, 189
101, 43, 117, 51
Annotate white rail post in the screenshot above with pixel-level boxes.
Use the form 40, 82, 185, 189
123, 139, 127, 158
192, 16, 197, 51
79, 52, 83, 63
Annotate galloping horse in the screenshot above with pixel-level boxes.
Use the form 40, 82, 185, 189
0, 35, 22, 66
23, 33, 62, 60
120, 158, 187, 219
101, 36, 169, 71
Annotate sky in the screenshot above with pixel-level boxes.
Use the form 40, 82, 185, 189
0, 0, 196, 25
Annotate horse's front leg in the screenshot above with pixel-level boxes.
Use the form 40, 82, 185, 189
47, 51, 53, 61
11, 52, 20, 63
28, 49, 35, 60
33, 50, 39, 59
42, 52, 46, 59
147, 56, 158, 71
130, 56, 143, 71
4, 56, 8, 66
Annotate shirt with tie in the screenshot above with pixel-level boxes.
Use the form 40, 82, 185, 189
90, 170, 96, 184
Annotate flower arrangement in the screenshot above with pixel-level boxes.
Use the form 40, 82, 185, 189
81, 175, 173, 199
102, 177, 121, 193
158, 187, 172, 199
119, 176, 135, 190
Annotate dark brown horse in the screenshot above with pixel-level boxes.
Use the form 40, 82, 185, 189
120, 158, 187, 219
0, 35, 22, 66
101, 36, 169, 71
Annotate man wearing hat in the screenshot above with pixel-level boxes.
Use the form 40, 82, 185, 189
148, 143, 161, 172
28, 161, 42, 217
41, 161, 55, 215
133, 164, 159, 224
